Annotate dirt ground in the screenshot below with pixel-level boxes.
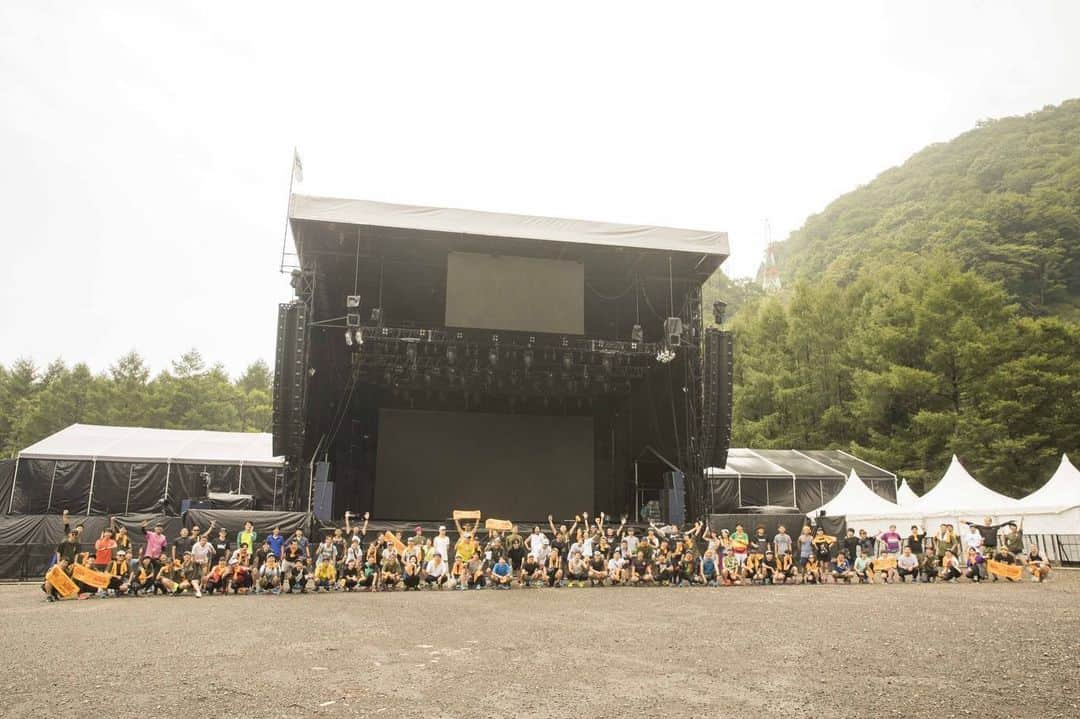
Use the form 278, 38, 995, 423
0, 572, 1077, 719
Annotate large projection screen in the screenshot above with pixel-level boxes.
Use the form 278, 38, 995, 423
445, 251, 585, 335
374, 409, 593, 520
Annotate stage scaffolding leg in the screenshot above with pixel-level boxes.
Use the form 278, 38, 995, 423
124, 465, 134, 515
163, 460, 171, 514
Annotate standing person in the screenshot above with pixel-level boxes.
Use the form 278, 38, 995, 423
812, 529, 835, 573
506, 526, 527, 582
934, 524, 959, 562
1002, 522, 1025, 559
265, 526, 286, 560
773, 525, 793, 558
172, 527, 194, 563
93, 528, 118, 572
877, 525, 903, 557
904, 526, 926, 557
897, 547, 920, 583
212, 527, 231, 565
729, 524, 750, 569
796, 526, 815, 569
191, 533, 214, 576
178, 552, 204, 597
292, 528, 311, 560
236, 521, 257, 554
108, 518, 133, 562
857, 529, 876, 559
963, 523, 985, 556
433, 525, 452, 563
841, 529, 860, 562
962, 517, 1014, 560
140, 520, 168, 570
526, 525, 549, 563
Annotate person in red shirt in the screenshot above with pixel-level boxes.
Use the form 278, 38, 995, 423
94, 529, 118, 571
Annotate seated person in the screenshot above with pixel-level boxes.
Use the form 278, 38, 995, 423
544, 549, 564, 588
491, 556, 513, 588
587, 552, 608, 586
831, 552, 856, 584
803, 555, 820, 584
606, 551, 626, 586
655, 552, 675, 585
402, 557, 422, 591
699, 550, 719, 586
918, 553, 938, 583
896, 547, 920, 583
423, 554, 448, 589
380, 554, 402, 590
853, 550, 874, 584
566, 550, 589, 587
629, 550, 654, 586
721, 551, 742, 586
964, 548, 985, 583
1025, 545, 1051, 583
466, 554, 487, 589
940, 550, 962, 582
521, 553, 543, 587
202, 558, 231, 595
313, 557, 337, 591
257, 554, 282, 594
757, 550, 779, 585
777, 552, 796, 584
230, 559, 253, 594
676, 552, 698, 586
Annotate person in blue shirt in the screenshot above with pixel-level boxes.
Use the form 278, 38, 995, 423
266, 526, 286, 559
491, 556, 512, 589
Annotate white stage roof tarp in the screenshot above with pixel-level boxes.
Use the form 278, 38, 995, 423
18, 424, 283, 467
289, 195, 729, 257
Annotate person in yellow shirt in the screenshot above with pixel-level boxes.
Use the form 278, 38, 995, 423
313, 557, 337, 592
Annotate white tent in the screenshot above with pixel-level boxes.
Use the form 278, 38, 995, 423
806, 470, 917, 533
17, 424, 283, 467
896, 479, 920, 506
900, 455, 1019, 519
1016, 454, 1080, 534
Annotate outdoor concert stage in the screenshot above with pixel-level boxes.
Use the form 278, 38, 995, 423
275, 196, 733, 523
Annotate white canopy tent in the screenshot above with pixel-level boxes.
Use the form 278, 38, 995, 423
17, 424, 283, 467
896, 480, 920, 506
1015, 454, 1080, 534
806, 470, 915, 534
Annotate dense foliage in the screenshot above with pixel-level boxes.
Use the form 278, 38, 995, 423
0, 351, 272, 457
721, 100, 1080, 495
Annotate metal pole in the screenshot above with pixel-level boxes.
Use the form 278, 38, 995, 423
237, 462, 244, 494
85, 458, 97, 516
46, 460, 58, 512
278, 149, 297, 273
7, 456, 20, 513
124, 464, 134, 515
163, 460, 171, 513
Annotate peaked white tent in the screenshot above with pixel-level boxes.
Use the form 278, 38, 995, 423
901, 455, 1019, 520
896, 480, 920, 506
807, 470, 915, 533
1016, 454, 1080, 534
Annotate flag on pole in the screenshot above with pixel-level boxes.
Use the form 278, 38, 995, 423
292, 147, 304, 183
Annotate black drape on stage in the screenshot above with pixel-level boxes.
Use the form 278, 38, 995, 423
183, 509, 309, 537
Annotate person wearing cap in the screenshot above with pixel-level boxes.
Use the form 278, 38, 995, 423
257, 554, 282, 594
831, 551, 856, 584
756, 550, 780, 585
178, 552, 204, 597
433, 525, 451, 563
105, 549, 134, 596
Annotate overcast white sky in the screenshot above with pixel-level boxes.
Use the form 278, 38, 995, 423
1, 1, 1078, 377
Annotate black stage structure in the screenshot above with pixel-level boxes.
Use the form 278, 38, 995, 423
274, 196, 733, 523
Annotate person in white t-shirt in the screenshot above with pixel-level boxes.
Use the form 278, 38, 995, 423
527, 525, 549, 560
964, 526, 984, 554
423, 553, 448, 588
433, 526, 451, 561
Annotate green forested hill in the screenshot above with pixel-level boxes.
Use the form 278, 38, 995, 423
726, 100, 1080, 496
781, 99, 1080, 318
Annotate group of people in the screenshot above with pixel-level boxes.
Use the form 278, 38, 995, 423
41, 509, 1052, 600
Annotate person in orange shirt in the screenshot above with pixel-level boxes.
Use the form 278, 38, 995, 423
93, 529, 118, 571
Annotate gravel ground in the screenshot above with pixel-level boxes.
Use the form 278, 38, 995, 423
1, 572, 1077, 719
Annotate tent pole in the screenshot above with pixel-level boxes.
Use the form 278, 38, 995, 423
237, 462, 243, 494
124, 464, 134, 515
85, 458, 97, 516
272, 468, 280, 511
7, 456, 20, 513
163, 460, 171, 513
46, 460, 58, 512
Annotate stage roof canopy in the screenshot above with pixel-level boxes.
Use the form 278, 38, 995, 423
289, 194, 729, 258
706, 448, 896, 483
18, 424, 284, 467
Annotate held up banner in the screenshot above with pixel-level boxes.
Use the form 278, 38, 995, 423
45, 565, 79, 598
987, 560, 1023, 581
72, 563, 112, 590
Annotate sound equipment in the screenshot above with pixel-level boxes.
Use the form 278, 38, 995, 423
273, 301, 309, 458
312, 461, 333, 521
701, 328, 734, 471
663, 317, 683, 346
660, 470, 686, 526
180, 499, 212, 514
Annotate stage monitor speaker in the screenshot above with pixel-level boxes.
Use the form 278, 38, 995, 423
312, 461, 333, 521
660, 470, 686, 526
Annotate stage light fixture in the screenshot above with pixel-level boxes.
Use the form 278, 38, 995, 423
346, 295, 362, 308
344, 329, 353, 346
371, 308, 382, 322
664, 317, 683, 346
488, 348, 498, 367
405, 343, 417, 364
562, 353, 573, 371
346, 313, 361, 328
631, 324, 644, 343
354, 329, 364, 346
601, 355, 613, 373
446, 346, 457, 364
656, 347, 677, 364
713, 300, 727, 325
523, 349, 534, 369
